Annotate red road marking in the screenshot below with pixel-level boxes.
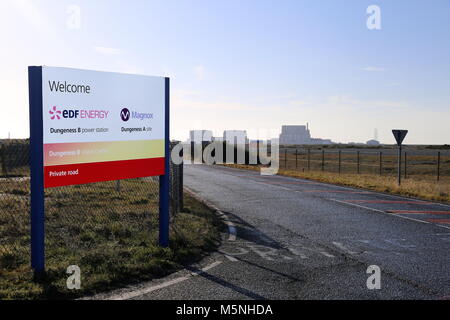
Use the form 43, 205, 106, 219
425, 219, 450, 224
346, 200, 431, 205
387, 210, 450, 215
303, 190, 371, 194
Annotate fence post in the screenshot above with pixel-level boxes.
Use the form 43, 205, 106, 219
0, 144, 8, 177
404, 151, 407, 179
321, 149, 325, 171
285, 149, 287, 169
159, 77, 170, 247
295, 149, 298, 169
437, 151, 441, 182
179, 149, 184, 211
357, 151, 360, 174
307, 149, 311, 171
338, 150, 341, 174
379, 151, 382, 176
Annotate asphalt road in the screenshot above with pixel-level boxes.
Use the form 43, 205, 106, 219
99, 164, 450, 300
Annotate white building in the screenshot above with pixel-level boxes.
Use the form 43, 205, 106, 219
223, 130, 248, 145
366, 139, 381, 146
279, 124, 334, 145
279, 125, 312, 144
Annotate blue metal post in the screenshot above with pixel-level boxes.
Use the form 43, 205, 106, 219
159, 77, 170, 247
28, 66, 45, 274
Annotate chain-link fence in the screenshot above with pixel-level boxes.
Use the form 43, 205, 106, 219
0, 139, 183, 278
279, 147, 450, 181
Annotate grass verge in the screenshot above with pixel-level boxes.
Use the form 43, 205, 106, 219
223, 164, 450, 203
0, 179, 224, 300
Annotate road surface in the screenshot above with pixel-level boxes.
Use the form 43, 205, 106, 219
102, 164, 450, 300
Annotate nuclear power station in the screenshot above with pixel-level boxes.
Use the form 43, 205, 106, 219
279, 124, 334, 145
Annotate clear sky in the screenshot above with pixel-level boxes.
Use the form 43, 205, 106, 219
1, 0, 449, 144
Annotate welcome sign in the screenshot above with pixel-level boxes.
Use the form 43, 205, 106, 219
31, 66, 167, 188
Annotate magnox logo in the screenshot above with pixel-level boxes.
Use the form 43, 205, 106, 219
49, 106, 62, 120
121, 108, 130, 122
120, 108, 153, 121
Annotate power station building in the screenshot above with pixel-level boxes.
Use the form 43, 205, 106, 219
279, 124, 334, 145
223, 130, 248, 145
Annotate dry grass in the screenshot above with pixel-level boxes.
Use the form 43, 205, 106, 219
0, 179, 224, 300
224, 164, 450, 203
279, 150, 449, 178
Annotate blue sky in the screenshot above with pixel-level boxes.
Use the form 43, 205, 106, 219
1, 0, 449, 144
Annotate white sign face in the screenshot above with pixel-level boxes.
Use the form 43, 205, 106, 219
40, 67, 166, 188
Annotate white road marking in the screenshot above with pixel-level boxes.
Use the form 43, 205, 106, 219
291, 245, 335, 258
288, 248, 308, 259
384, 238, 416, 249
184, 187, 237, 241
319, 251, 335, 258
219, 248, 249, 261
218, 211, 237, 241
326, 198, 446, 227
357, 239, 394, 251
332, 241, 358, 255
107, 261, 223, 300
253, 180, 294, 191
246, 244, 280, 261
224, 254, 239, 262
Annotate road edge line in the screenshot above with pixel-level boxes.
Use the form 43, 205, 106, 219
184, 187, 237, 241
108, 261, 223, 300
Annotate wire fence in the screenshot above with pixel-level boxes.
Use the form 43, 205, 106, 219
279, 147, 450, 181
0, 139, 183, 274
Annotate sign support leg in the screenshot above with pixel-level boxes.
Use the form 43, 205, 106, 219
159, 77, 170, 247
29, 67, 45, 276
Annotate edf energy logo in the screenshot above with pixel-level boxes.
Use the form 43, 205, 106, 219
120, 108, 131, 122
120, 108, 153, 121
49, 106, 109, 120
49, 106, 62, 120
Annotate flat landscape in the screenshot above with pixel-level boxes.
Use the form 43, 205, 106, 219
230, 146, 450, 202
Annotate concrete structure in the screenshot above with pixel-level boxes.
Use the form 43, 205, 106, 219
279, 124, 334, 145
279, 125, 311, 145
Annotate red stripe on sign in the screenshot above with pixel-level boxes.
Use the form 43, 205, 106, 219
387, 210, 450, 215
426, 219, 450, 224
44, 158, 165, 188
